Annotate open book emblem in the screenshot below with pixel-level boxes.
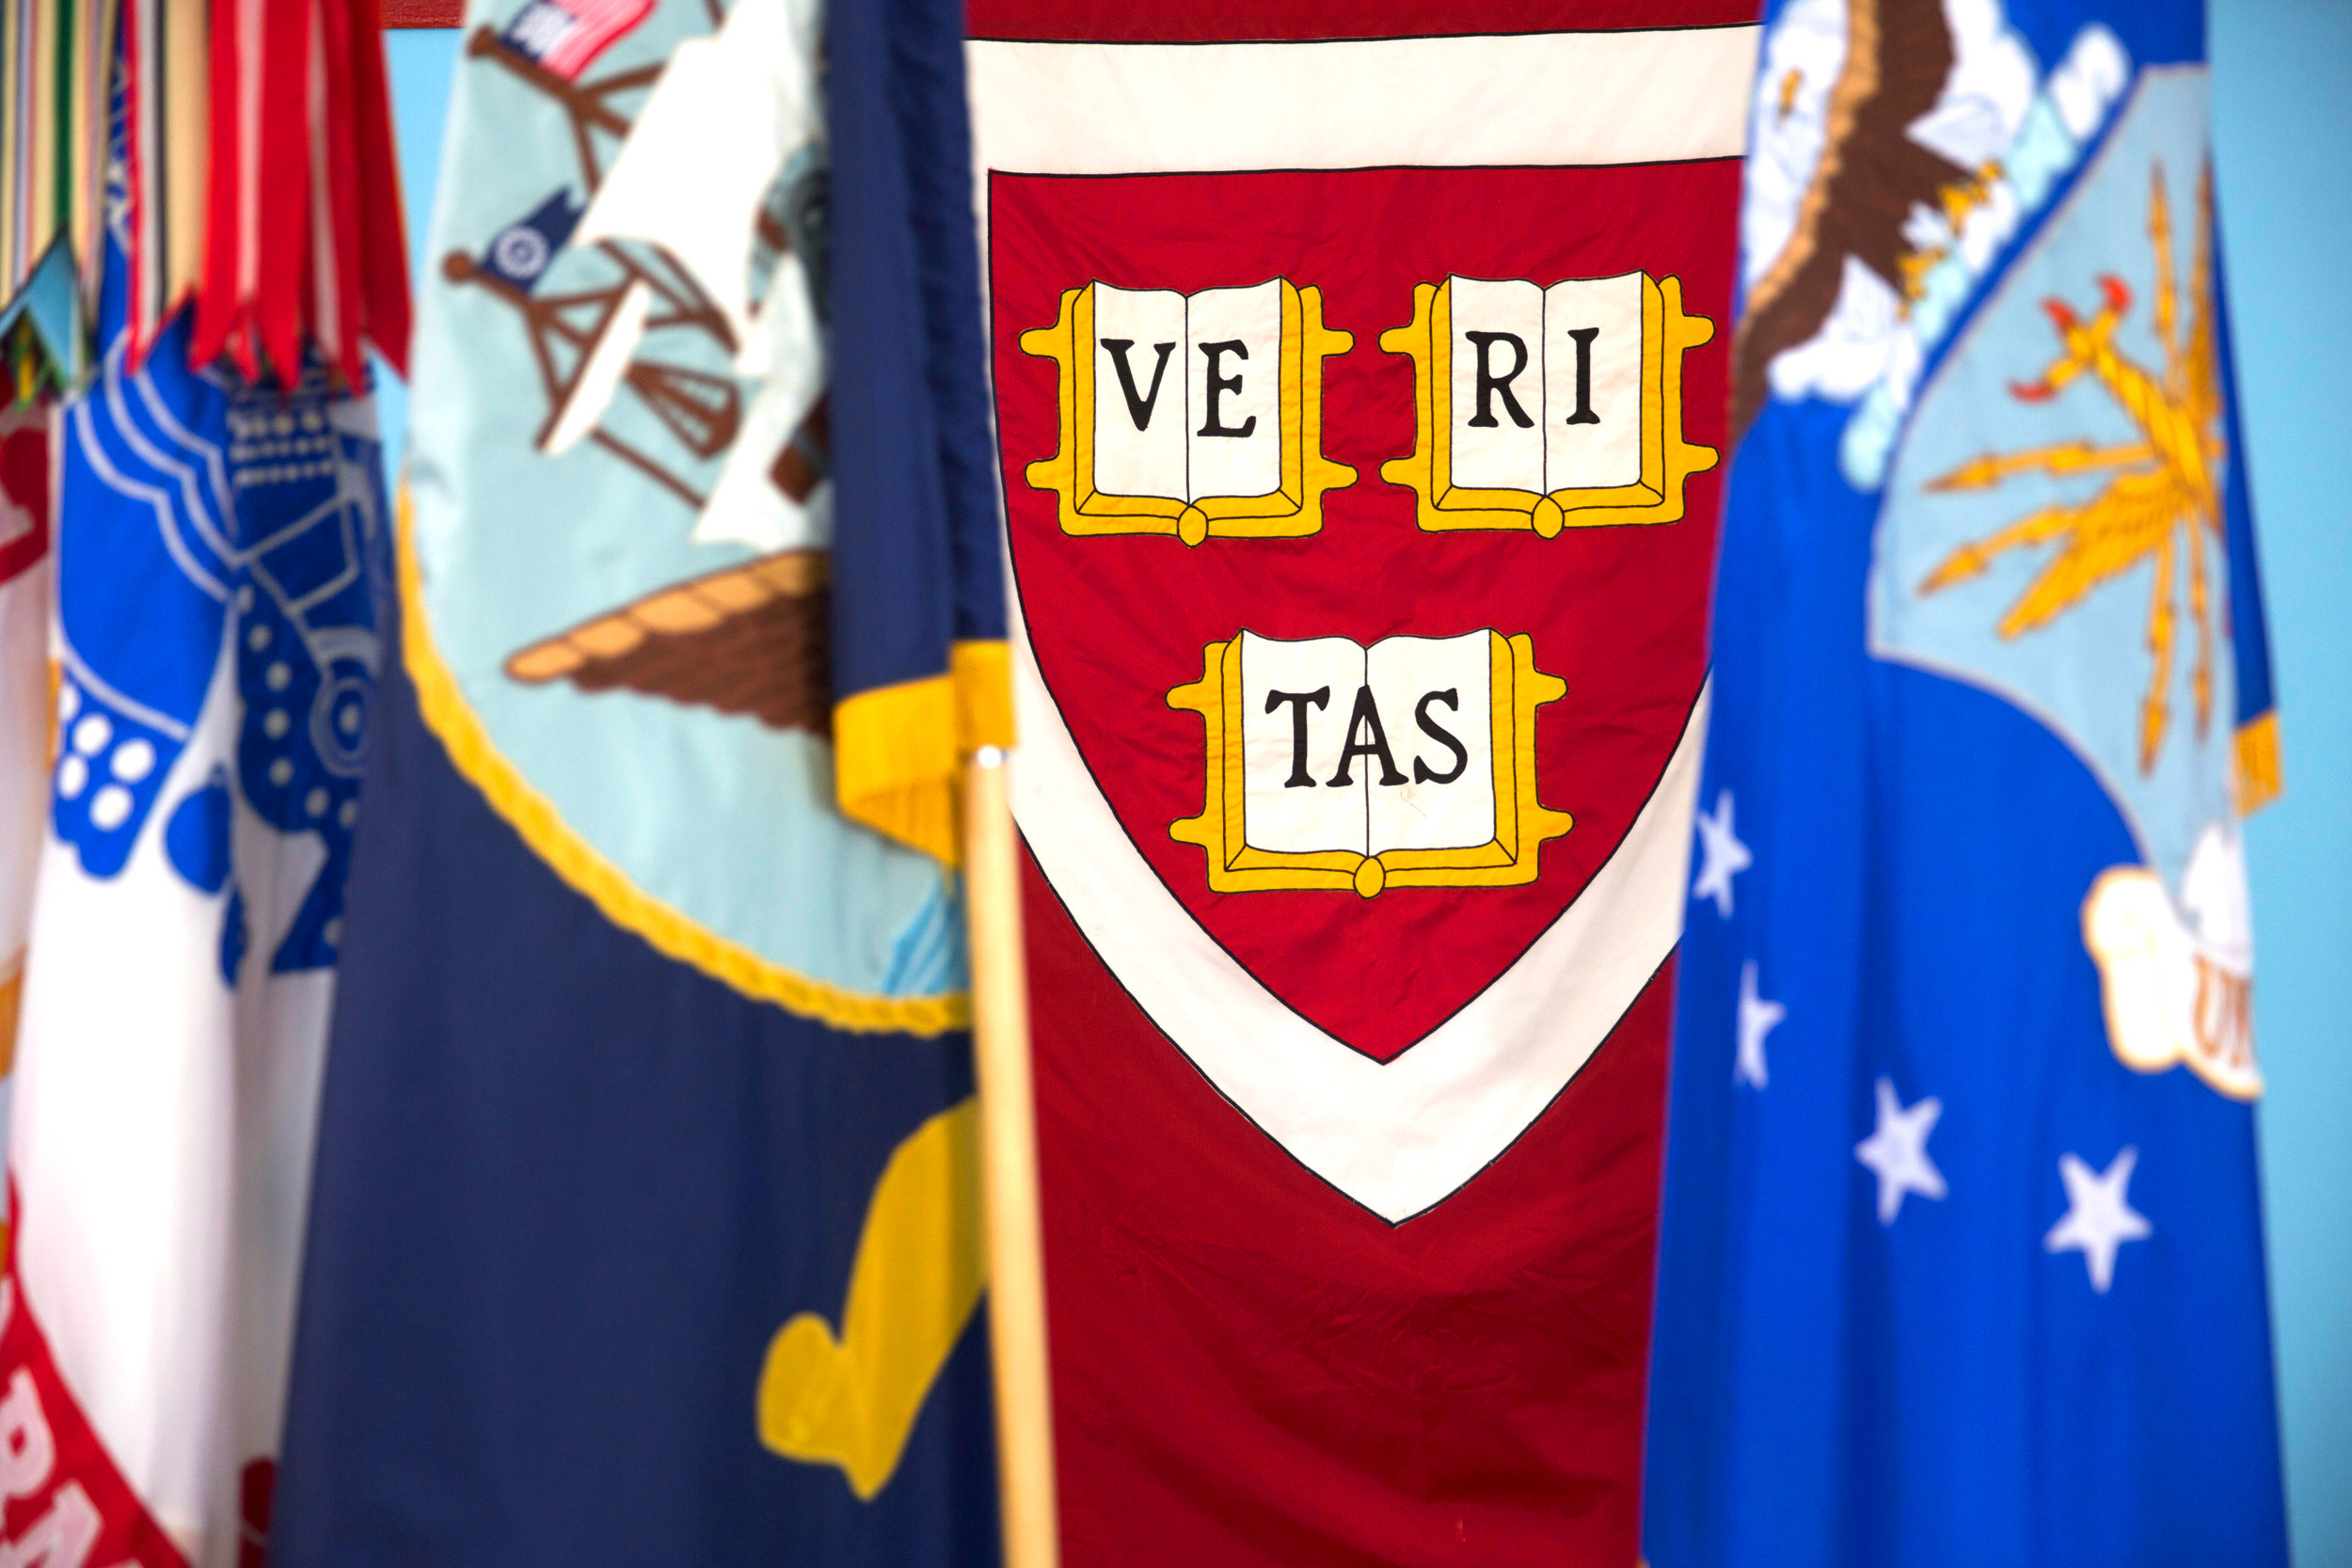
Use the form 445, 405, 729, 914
1381, 272, 1718, 536
1019, 277, 1357, 546
1168, 630, 1571, 898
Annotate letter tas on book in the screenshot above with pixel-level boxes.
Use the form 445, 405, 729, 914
1168, 628, 1573, 898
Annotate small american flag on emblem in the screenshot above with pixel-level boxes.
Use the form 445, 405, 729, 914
500, 0, 655, 80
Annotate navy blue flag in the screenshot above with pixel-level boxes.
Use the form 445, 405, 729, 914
270, 0, 1004, 1561
1645, 1, 2287, 1563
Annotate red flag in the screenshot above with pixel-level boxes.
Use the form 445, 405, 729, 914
972, 4, 1754, 1560
344, 0, 411, 379
192, 0, 409, 385
191, 0, 254, 373
253, 0, 313, 382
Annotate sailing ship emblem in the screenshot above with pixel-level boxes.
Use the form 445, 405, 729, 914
447, 0, 835, 733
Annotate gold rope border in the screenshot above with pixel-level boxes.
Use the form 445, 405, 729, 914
396, 491, 970, 1037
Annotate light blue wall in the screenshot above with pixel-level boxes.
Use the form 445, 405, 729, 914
377, 28, 462, 480
2211, 3, 2352, 1563
373, 13, 2349, 1559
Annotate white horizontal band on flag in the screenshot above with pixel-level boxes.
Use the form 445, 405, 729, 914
969, 28, 1758, 177
1009, 598, 1706, 1224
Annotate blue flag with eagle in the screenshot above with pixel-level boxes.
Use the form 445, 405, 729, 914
1645, 0, 2286, 1564
268, 0, 1007, 1561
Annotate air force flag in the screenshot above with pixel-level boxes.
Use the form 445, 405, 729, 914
1645, 1, 2288, 1564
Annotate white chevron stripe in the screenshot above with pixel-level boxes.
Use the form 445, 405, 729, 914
1009, 592, 1705, 1223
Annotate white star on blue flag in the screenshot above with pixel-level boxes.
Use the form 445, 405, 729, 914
2044, 1147, 2153, 1293
1691, 787, 1753, 919
1854, 1077, 1947, 1224
1734, 959, 1783, 1090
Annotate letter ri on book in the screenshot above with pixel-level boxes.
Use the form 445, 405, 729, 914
1022, 277, 1357, 545
1381, 272, 1718, 537
1168, 630, 1571, 898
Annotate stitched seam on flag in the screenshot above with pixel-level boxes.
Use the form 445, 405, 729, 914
396, 492, 969, 1038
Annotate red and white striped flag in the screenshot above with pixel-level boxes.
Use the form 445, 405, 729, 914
190, 0, 410, 387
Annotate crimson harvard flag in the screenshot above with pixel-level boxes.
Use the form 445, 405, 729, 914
971, 4, 1755, 1560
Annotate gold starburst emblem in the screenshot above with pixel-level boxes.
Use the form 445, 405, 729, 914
1917, 162, 2225, 776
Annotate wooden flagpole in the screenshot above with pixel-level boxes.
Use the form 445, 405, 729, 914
962, 745, 1060, 1568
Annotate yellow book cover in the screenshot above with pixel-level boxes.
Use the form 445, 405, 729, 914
1382, 271, 1717, 536
1022, 276, 1355, 546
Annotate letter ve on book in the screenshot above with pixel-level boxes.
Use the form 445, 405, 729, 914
1167, 628, 1571, 897
1022, 277, 1358, 546
1380, 272, 1718, 537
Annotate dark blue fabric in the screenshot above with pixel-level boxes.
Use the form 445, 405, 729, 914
827, 0, 1006, 712
269, 641, 998, 1567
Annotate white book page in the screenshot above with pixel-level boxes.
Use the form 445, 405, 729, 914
1543, 272, 1645, 491
1184, 280, 1284, 502
1090, 282, 1188, 500
1366, 632, 1496, 855
1238, 631, 1367, 856
1446, 276, 1546, 493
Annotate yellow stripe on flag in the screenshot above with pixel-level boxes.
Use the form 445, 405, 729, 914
834, 641, 1014, 869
